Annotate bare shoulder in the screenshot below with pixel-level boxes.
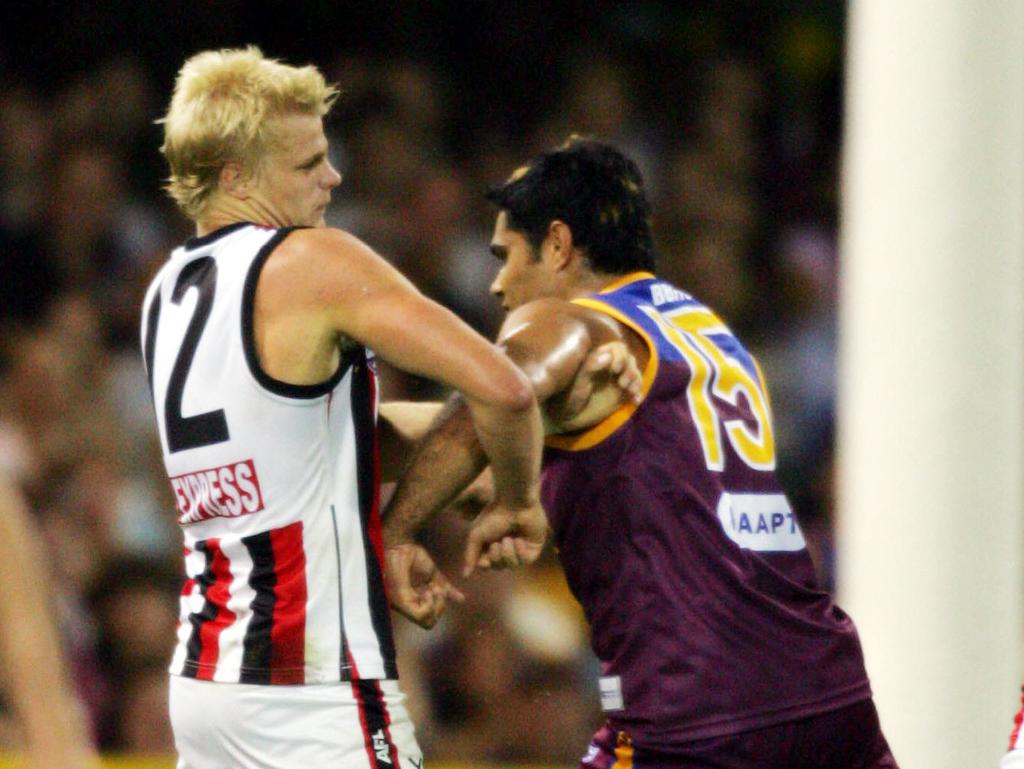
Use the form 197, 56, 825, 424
497, 297, 631, 383
501, 297, 624, 344
260, 226, 413, 309
271, 227, 390, 278
499, 298, 586, 347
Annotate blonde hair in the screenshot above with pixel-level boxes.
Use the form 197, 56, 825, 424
159, 46, 338, 220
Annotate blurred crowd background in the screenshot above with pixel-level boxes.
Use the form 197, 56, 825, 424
0, 1, 844, 763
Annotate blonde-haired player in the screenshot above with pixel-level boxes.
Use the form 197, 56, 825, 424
144, 46, 553, 769
161, 46, 338, 222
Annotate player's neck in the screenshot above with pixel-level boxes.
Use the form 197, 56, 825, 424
567, 269, 634, 299
196, 195, 285, 236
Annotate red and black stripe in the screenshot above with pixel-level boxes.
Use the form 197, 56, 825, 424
193, 539, 235, 679
353, 680, 401, 769
181, 540, 217, 678
239, 530, 275, 682
240, 523, 308, 684
267, 523, 308, 683
350, 350, 397, 678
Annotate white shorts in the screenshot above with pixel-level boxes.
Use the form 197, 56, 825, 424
169, 676, 423, 769
1003, 750, 1024, 769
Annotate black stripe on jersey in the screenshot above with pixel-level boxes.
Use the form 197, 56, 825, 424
354, 680, 401, 769
183, 222, 250, 250
351, 352, 398, 678
329, 505, 353, 681
240, 226, 353, 399
142, 290, 161, 397
182, 541, 215, 678
240, 530, 276, 684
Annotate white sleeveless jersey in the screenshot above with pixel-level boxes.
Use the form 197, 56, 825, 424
140, 223, 396, 685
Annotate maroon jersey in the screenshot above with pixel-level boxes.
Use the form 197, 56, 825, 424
541, 272, 871, 748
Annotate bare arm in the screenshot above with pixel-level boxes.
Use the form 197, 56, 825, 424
378, 320, 642, 538
379, 394, 485, 628
498, 299, 606, 402
385, 338, 640, 542
268, 228, 544, 511
0, 474, 94, 769
383, 394, 488, 548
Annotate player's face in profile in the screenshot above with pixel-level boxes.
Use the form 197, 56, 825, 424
489, 211, 555, 312
253, 112, 341, 227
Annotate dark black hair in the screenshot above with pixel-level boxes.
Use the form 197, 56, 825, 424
486, 136, 656, 274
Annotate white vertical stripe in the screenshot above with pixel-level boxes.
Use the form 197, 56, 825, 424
379, 680, 421, 769
213, 537, 256, 683
301, 506, 343, 681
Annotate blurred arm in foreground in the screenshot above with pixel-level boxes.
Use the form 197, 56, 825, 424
0, 473, 96, 769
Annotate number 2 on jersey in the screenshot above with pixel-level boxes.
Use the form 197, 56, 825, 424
147, 257, 231, 453
642, 305, 776, 472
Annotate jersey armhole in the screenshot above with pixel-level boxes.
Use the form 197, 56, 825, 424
241, 227, 353, 399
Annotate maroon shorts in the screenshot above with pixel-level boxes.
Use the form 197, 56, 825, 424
579, 699, 899, 769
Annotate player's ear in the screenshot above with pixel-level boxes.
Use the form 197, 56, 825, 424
545, 220, 574, 270
219, 162, 253, 200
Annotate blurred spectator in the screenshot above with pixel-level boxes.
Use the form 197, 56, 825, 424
88, 556, 178, 749
405, 564, 596, 765
112, 666, 175, 755
759, 224, 839, 471
0, 87, 62, 329
535, 47, 664, 199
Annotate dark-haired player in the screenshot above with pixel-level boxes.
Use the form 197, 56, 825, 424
384, 137, 899, 768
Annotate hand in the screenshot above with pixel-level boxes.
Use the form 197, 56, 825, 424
384, 543, 464, 629
572, 340, 643, 407
463, 500, 549, 577
551, 341, 643, 431
602, 340, 644, 401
